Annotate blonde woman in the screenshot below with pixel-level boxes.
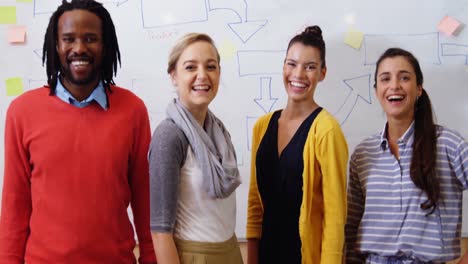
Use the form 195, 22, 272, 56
149, 33, 243, 264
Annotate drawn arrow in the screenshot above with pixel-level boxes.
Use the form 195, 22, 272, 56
254, 77, 278, 113
208, 0, 267, 43
334, 74, 372, 125
441, 43, 468, 64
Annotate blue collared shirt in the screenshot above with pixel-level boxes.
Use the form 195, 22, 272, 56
346, 122, 468, 263
55, 79, 108, 110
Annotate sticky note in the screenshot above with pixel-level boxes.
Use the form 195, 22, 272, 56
8, 25, 26, 43
438, 16, 461, 36
218, 39, 237, 60
5, 77, 24, 96
344, 28, 364, 50
17, 0, 33, 2
0, 6, 17, 24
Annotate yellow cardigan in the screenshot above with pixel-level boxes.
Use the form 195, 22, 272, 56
246, 109, 348, 264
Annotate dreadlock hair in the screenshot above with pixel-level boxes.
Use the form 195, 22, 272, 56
42, 0, 121, 94
286, 25, 326, 68
374, 48, 439, 215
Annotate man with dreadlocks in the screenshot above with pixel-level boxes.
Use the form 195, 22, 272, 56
0, 0, 157, 263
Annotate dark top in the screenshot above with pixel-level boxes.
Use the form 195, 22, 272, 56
256, 108, 322, 264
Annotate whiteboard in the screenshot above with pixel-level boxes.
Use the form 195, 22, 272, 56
1, 0, 468, 239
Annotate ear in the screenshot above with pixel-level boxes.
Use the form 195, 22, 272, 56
319, 66, 327, 81
418, 85, 423, 97
170, 71, 177, 87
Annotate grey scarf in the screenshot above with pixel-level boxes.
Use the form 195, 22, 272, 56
166, 99, 241, 199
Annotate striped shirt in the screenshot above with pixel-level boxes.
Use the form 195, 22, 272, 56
346, 122, 468, 263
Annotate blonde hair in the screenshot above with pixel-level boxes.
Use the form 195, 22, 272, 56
167, 33, 220, 74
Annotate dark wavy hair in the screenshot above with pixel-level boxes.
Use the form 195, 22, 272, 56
286, 25, 326, 68
374, 48, 439, 215
42, 0, 121, 94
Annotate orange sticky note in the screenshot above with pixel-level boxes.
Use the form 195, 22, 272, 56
5, 77, 24, 96
438, 16, 461, 36
344, 28, 364, 50
8, 25, 26, 43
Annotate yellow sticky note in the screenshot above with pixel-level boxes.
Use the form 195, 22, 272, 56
0, 6, 17, 24
218, 39, 237, 60
17, 0, 33, 2
344, 29, 364, 50
5, 77, 24, 96
438, 16, 461, 36
8, 25, 26, 43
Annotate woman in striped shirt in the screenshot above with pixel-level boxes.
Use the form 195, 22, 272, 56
346, 48, 468, 263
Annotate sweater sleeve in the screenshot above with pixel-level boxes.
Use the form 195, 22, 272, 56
149, 119, 188, 233
0, 103, 32, 264
316, 121, 348, 263
128, 102, 157, 264
246, 117, 265, 239
345, 151, 366, 263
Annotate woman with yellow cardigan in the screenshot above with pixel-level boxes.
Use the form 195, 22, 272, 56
246, 25, 348, 264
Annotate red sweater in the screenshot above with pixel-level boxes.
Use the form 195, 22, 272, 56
0, 86, 157, 264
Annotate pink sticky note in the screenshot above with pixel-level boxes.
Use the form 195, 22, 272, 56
8, 25, 26, 43
437, 16, 461, 36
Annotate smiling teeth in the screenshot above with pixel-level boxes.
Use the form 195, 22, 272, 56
193, 85, 209, 91
290, 81, 306, 88
387, 95, 404, 100
71, 61, 89, 66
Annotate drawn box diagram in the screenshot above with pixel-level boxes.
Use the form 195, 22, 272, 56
441, 44, 468, 64
140, 0, 207, 28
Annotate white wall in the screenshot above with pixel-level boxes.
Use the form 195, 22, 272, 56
1, 0, 468, 238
